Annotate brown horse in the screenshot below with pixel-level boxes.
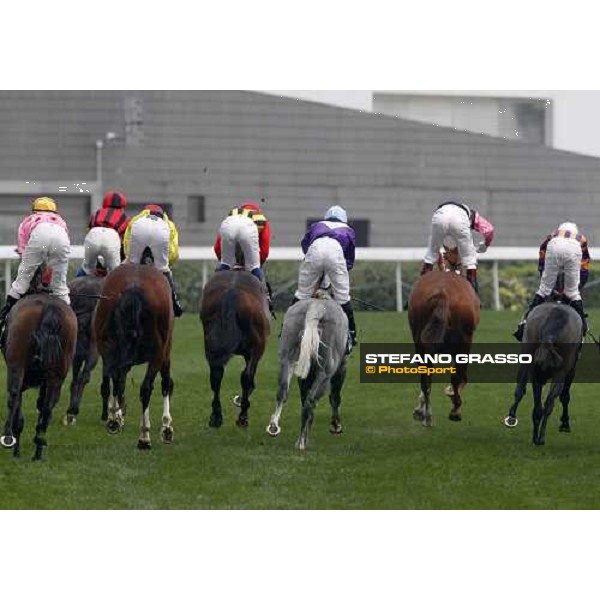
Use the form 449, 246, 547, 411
408, 271, 480, 425
93, 264, 174, 449
63, 275, 105, 425
200, 270, 270, 428
0, 294, 77, 460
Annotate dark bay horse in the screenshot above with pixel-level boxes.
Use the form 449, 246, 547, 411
1, 294, 77, 460
63, 275, 105, 425
93, 264, 174, 449
504, 302, 581, 445
408, 271, 480, 425
267, 294, 347, 449
200, 270, 270, 428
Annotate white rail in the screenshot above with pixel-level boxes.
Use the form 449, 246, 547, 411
0, 246, 550, 311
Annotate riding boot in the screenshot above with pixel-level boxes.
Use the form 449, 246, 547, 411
75, 267, 87, 277
569, 299, 588, 337
513, 293, 546, 341
0, 295, 19, 348
340, 301, 357, 355
251, 267, 265, 281
164, 272, 183, 318
215, 263, 231, 272
420, 262, 434, 276
466, 269, 479, 296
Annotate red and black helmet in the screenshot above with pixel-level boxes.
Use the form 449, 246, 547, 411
102, 190, 127, 210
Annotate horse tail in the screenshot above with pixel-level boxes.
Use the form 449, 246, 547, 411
421, 293, 450, 345
534, 307, 569, 370
112, 288, 146, 367
295, 301, 325, 379
36, 303, 64, 369
208, 288, 242, 362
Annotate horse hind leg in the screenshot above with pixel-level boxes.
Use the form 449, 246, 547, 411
160, 361, 174, 444
537, 382, 563, 446
449, 365, 467, 422
106, 370, 126, 435
296, 371, 330, 450
267, 360, 293, 437
329, 361, 346, 435
138, 365, 158, 450
414, 373, 433, 426
209, 364, 224, 428
236, 357, 258, 428
505, 364, 528, 428
32, 382, 60, 461
559, 370, 575, 433
65, 354, 90, 426
100, 363, 111, 422
1, 369, 24, 451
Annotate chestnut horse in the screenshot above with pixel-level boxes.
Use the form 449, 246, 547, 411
63, 275, 105, 425
1, 294, 77, 460
93, 264, 174, 449
200, 270, 270, 428
408, 271, 480, 425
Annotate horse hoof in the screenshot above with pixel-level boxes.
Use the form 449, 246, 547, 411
137, 440, 152, 450
63, 414, 76, 426
504, 415, 519, 428
533, 439, 545, 446
0, 435, 15, 448
295, 440, 307, 451
448, 413, 462, 422
329, 421, 344, 435
232, 395, 242, 407
236, 416, 249, 428
160, 427, 174, 444
413, 410, 424, 422
422, 417, 433, 427
559, 424, 571, 433
106, 419, 122, 435
444, 385, 453, 397
208, 414, 223, 428
266, 423, 281, 437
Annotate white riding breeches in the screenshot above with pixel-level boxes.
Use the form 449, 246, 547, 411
295, 237, 350, 304
126, 215, 171, 272
424, 204, 477, 269
83, 227, 121, 274
10, 222, 71, 303
537, 236, 582, 301
219, 214, 260, 271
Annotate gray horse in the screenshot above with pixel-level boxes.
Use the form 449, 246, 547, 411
267, 294, 348, 450
504, 302, 582, 445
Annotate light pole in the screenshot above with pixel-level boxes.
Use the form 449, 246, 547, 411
94, 132, 121, 211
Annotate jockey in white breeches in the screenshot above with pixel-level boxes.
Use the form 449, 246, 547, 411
514, 222, 590, 341
421, 201, 495, 295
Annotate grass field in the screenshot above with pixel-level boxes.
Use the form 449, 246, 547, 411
1, 309, 600, 509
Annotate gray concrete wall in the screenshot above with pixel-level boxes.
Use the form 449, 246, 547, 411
1, 90, 600, 248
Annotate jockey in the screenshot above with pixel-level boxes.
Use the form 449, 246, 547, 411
78, 190, 129, 276
293, 205, 357, 353
0, 196, 71, 335
421, 200, 494, 294
214, 202, 271, 281
123, 204, 183, 317
514, 222, 590, 341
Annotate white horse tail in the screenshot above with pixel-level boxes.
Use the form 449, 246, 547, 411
295, 301, 326, 379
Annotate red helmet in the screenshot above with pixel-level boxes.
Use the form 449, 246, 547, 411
103, 190, 127, 209
144, 203, 164, 217
240, 202, 261, 213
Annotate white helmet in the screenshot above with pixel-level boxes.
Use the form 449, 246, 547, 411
324, 205, 348, 224
558, 222, 578, 234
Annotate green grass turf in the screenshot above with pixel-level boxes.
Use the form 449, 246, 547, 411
1, 310, 600, 509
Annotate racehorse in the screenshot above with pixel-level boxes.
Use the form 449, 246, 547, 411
200, 270, 270, 428
0, 294, 77, 460
93, 263, 174, 449
63, 275, 105, 425
408, 270, 480, 425
266, 294, 347, 449
504, 301, 581, 445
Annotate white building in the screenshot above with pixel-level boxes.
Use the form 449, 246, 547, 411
264, 90, 600, 158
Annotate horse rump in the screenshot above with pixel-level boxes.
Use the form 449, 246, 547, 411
295, 301, 326, 379
420, 293, 450, 345
204, 288, 243, 365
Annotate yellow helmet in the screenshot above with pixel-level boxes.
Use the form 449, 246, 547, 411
32, 196, 57, 212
